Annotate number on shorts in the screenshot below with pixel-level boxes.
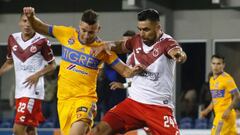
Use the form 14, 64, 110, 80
17, 102, 26, 113
164, 115, 175, 128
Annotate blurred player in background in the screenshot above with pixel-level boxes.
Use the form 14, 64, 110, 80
23, 7, 144, 135
200, 54, 240, 135
108, 30, 135, 91
91, 8, 186, 135
0, 14, 56, 135
96, 30, 136, 117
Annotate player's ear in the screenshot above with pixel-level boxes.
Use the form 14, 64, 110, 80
155, 24, 161, 32
97, 25, 101, 33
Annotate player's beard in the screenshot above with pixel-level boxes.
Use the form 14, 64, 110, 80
143, 35, 157, 46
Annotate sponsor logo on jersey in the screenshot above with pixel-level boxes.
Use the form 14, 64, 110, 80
139, 71, 160, 81
62, 46, 100, 69
12, 45, 18, 51
211, 89, 225, 98
77, 106, 88, 112
15, 64, 37, 72
30, 46, 37, 53
163, 100, 168, 104
66, 64, 88, 75
20, 116, 26, 122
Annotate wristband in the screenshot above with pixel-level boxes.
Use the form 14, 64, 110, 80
123, 83, 129, 89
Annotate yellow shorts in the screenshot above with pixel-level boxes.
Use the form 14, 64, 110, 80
58, 98, 97, 135
211, 111, 237, 135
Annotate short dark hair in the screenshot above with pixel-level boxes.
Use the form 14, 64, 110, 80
211, 54, 225, 63
81, 9, 98, 25
137, 8, 160, 22
122, 30, 136, 37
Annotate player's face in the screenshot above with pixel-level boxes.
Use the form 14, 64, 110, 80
137, 20, 160, 45
211, 57, 225, 75
19, 15, 34, 36
79, 21, 100, 44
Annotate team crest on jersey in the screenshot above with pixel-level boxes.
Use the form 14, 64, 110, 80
214, 82, 219, 88
80, 47, 85, 52
152, 48, 159, 57
12, 45, 18, 51
30, 46, 37, 53
68, 37, 75, 45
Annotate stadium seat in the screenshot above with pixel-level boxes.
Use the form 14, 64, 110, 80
40, 121, 54, 128
194, 118, 208, 129
179, 117, 193, 129
0, 121, 12, 128
0, 118, 14, 128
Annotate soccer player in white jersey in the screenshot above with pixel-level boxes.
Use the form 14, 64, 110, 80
0, 14, 56, 135
91, 9, 187, 135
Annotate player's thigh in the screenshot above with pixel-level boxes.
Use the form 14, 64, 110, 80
71, 99, 97, 126
145, 106, 179, 135
13, 123, 26, 134
102, 99, 145, 133
15, 98, 44, 127
91, 121, 114, 135
58, 99, 97, 135
221, 113, 237, 135
70, 120, 89, 135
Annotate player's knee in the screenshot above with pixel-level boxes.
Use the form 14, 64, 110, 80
91, 121, 113, 135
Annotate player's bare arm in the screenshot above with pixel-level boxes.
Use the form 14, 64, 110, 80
23, 7, 50, 36
222, 91, 240, 119
200, 102, 213, 119
110, 81, 131, 90
0, 59, 14, 76
23, 61, 56, 88
91, 40, 130, 56
168, 48, 187, 63
111, 61, 145, 78
109, 82, 124, 90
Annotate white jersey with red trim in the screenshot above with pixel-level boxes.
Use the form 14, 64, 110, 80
124, 33, 181, 109
7, 32, 54, 100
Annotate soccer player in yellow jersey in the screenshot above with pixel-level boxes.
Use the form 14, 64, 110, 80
200, 54, 240, 135
23, 7, 144, 135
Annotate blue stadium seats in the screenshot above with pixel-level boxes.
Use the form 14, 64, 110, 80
40, 121, 54, 128
0, 118, 13, 128
194, 118, 208, 129
179, 117, 193, 129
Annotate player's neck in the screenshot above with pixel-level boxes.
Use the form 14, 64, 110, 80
21, 32, 35, 41
213, 71, 224, 79
144, 32, 163, 46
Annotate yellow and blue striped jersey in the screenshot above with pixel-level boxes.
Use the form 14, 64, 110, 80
210, 72, 238, 112
49, 25, 120, 100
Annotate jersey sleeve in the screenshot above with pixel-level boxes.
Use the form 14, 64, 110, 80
102, 51, 121, 67
226, 76, 239, 94
6, 35, 13, 59
124, 38, 133, 52
124, 35, 140, 52
164, 38, 182, 58
48, 25, 73, 41
41, 39, 55, 63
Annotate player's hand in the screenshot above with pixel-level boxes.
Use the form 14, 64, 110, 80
172, 51, 187, 63
23, 7, 35, 18
91, 42, 112, 57
23, 74, 40, 89
199, 110, 208, 119
110, 82, 124, 90
130, 64, 146, 77
222, 109, 231, 120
